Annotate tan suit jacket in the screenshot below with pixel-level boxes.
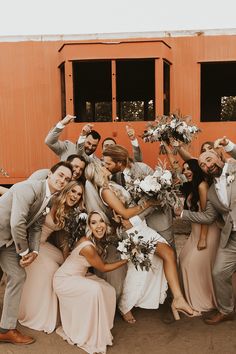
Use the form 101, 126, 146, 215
182, 161, 236, 248
0, 179, 47, 254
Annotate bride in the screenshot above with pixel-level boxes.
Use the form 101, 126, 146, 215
85, 162, 197, 323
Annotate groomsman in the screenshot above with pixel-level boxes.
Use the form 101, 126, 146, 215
0, 161, 73, 344
45, 114, 101, 162
178, 150, 236, 324
29, 154, 87, 182
102, 144, 175, 248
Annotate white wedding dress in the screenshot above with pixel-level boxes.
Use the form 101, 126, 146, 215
87, 180, 168, 313
118, 218, 168, 314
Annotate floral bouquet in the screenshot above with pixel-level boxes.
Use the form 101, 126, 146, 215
64, 208, 88, 249
117, 230, 157, 271
126, 162, 181, 208
141, 113, 201, 154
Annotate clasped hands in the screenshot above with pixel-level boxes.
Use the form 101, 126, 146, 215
20, 252, 38, 268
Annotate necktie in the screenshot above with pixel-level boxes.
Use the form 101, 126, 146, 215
27, 196, 51, 229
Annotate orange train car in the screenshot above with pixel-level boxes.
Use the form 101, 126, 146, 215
0, 29, 236, 185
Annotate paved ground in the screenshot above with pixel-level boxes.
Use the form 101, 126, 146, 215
0, 224, 236, 354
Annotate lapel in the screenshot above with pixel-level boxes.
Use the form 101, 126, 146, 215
225, 162, 236, 207
210, 184, 229, 212
27, 181, 47, 228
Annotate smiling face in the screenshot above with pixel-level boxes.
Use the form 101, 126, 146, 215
71, 157, 86, 180
89, 212, 107, 240
182, 162, 193, 182
201, 142, 214, 154
65, 184, 83, 207
198, 151, 224, 177
84, 135, 99, 156
48, 166, 72, 193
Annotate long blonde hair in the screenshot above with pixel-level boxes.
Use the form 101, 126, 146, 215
86, 210, 113, 257
84, 162, 108, 190
53, 181, 85, 229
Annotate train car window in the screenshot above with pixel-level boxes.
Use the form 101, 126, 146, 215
73, 60, 112, 122
116, 59, 155, 121
201, 61, 236, 122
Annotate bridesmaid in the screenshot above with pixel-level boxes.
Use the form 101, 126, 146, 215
18, 180, 84, 333
179, 160, 220, 313
53, 211, 127, 354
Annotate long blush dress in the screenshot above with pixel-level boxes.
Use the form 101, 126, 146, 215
18, 213, 64, 333
179, 221, 220, 312
53, 240, 116, 354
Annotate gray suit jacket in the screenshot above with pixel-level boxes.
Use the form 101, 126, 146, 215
182, 161, 236, 248
28, 169, 49, 180
45, 125, 100, 162
0, 180, 47, 254
229, 144, 236, 159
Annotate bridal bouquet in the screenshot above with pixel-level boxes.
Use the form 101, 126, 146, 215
141, 114, 200, 154
117, 230, 157, 271
126, 163, 181, 208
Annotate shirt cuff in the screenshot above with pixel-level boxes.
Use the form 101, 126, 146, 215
56, 122, 65, 129
32, 250, 39, 255
224, 140, 234, 152
19, 249, 29, 257
77, 135, 86, 144
129, 215, 142, 226
131, 138, 139, 147
180, 211, 184, 218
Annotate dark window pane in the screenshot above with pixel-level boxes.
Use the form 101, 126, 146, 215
116, 59, 155, 121
73, 61, 112, 122
163, 61, 170, 115
201, 62, 236, 122
60, 63, 66, 118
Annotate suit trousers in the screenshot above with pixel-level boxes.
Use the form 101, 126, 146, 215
0, 244, 26, 329
213, 231, 236, 314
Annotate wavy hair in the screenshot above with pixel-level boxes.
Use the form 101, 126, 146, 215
86, 210, 113, 258
84, 162, 107, 190
52, 180, 85, 229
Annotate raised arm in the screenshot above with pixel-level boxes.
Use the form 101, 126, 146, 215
45, 115, 75, 156
126, 125, 143, 162
80, 243, 127, 272
101, 187, 153, 219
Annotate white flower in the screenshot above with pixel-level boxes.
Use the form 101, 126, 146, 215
117, 242, 127, 253
153, 167, 163, 178
43, 207, 50, 216
176, 125, 184, 133
140, 176, 161, 193
132, 234, 140, 244
226, 174, 235, 184
160, 170, 172, 182
120, 253, 129, 260
79, 212, 87, 220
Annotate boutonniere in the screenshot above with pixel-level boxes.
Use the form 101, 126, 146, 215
42, 207, 50, 216
226, 172, 235, 186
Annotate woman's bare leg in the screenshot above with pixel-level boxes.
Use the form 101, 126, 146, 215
155, 242, 194, 317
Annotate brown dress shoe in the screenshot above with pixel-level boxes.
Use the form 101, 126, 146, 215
0, 329, 35, 345
204, 311, 234, 325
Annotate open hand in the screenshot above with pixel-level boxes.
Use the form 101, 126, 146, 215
126, 125, 136, 140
